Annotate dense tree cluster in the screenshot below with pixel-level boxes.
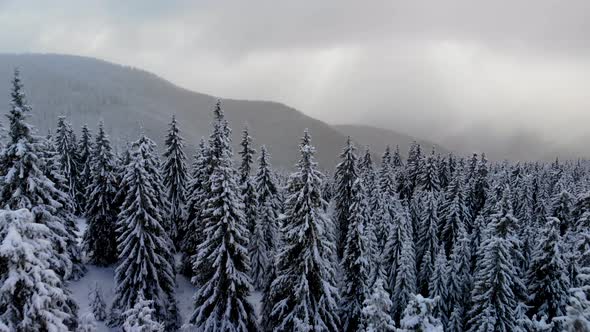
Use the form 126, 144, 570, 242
0, 69, 590, 331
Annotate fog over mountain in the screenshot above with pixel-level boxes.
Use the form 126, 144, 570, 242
2, 1, 589, 160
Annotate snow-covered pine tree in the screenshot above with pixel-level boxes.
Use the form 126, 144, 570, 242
162, 115, 188, 245
55, 115, 81, 213
469, 153, 489, 217
122, 296, 164, 332
447, 227, 472, 332
360, 267, 395, 332
440, 173, 471, 255
418, 147, 440, 193
399, 294, 444, 332
417, 191, 439, 296
392, 216, 418, 323
180, 137, 210, 277
0, 209, 78, 331
39, 133, 86, 280
239, 126, 258, 236
527, 217, 570, 330
77, 313, 98, 332
467, 192, 522, 332
82, 122, 118, 266
109, 135, 178, 330
334, 136, 359, 259
378, 146, 401, 253
429, 247, 450, 327
0, 69, 79, 282
89, 283, 107, 321
551, 189, 574, 236
187, 101, 258, 332
358, 147, 381, 280
405, 141, 423, 199
250, 145, 281, 290
382, 200, 408, 295
340, 178, 370, 332
264, 130, 340, 332
76, 124, 93, 213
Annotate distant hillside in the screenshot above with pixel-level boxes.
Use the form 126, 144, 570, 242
0, 53, 353, 169
333, 124, 451, 158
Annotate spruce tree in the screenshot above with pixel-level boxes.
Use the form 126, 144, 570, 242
39, 134, 86, 280
405, 141, 423, 198
0, 69, 79, 282
447, 227, 472, 332
76, 124, 93, 213
90, 283, 107, 322
188, 102, 258, 331
0, 209, 78, 331
440, 173, 471, 254
340, 178, 370, 332
239, 126, 258, 236
467, 192, 522, 332
399, 294, 444, 332
55, 115, 81, 213
334, 136, 358, 259
162, 115, 188, 245
109, 136, 178, 330
418, 148, 440, 193
122, 296, 164, 332
550, 189, 574, 236
264, 130, 340, 332
82, 122, 118, 266
382, 201, 408, 295
429, 248, 450, 327
391, 223, 417, 323
360, 267, 395, 332
250, 145, 281, 290
527, 217, 570, 330
417, 191, 439, 295
180, 138, 210, 277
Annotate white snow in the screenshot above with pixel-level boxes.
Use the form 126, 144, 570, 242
68, 219, 263, 329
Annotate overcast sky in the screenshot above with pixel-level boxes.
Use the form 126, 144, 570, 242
1, 0, 589, 152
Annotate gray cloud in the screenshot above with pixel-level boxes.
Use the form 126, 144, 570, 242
1, 0, 589, 157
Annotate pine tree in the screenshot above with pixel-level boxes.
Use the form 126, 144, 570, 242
76, 124, 93, 213
188, 102, 258, 331
162, 115, 188, 245
418, 148, 440, 193
39, 134, 86, 280
447, 226, 472, 332
0, 69, 79, 282
358, 147, 381, 280
334, 136, 358, 259
55, 115, 81, 213
77, 313, 98, 332
360, 268, 395, 332
382, 201, 408, 295
392, 222, 417, 323
527, 217, 570, 330
122, 296, 164, 332
429, 248, 450, 327
405, 141, 423, 198
470, 153, 489, 217
264, 130, 340, 332
551, 189, 574, 236
0, 209, 78, 331
109, 136, 178, 330
239, 126, 258, 236
399, 294, 444, 332
90, 283, 107, 321
467, 192, 522, 332
340, 178, 370, 332
180, 138, 211, 277
82, 122, 118, 266
250, 145, 281, 290
417, 191, 439, 296
440, 173, 471, 254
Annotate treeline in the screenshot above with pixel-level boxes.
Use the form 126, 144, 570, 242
0, 69, 589, 332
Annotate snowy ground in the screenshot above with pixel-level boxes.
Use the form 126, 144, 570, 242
69, 219, 262, 330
